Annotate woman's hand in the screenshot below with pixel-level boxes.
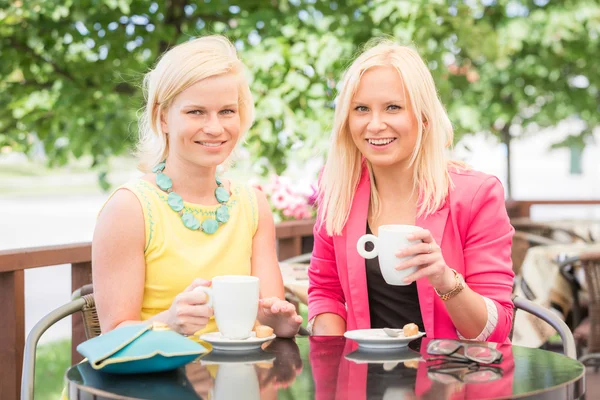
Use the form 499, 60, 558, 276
258, 297, 303, 338
166, 279, 214, 335
395, 229, 455, 293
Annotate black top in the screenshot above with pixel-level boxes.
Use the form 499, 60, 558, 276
365, 223, 424, 331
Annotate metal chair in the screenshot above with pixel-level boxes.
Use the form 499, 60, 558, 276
512, 295, 577, 359
21, 288, 97, 400
558, 252, 600, 368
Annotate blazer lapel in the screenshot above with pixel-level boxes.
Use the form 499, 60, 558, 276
343, 165, 451, 335
345, 170, 371, 329
415, 205, 449, 338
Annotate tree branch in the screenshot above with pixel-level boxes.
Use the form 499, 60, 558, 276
196, 13, 230, 23
8, 38, 82, 88
159, 0, 188, 54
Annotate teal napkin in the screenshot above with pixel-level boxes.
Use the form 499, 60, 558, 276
77, 323, 208, 374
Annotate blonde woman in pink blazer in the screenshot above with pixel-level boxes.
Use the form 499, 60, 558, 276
308, 39, 515, 343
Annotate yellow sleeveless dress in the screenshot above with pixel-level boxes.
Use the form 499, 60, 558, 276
60, 179, 253, 398
106, 178, 258, 336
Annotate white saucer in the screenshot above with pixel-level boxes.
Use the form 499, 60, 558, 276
199, 332, 277, 352
346, 349, 422, 371
201, 350, 276, 365
344, 329, 425, 350
345, 348, 421, 364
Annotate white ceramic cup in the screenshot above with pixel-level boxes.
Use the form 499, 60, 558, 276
195, 275, 259, 339
356, 224, 423, 286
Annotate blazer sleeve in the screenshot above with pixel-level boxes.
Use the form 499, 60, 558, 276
307, 216, 347, 322
463, 176, 515, 343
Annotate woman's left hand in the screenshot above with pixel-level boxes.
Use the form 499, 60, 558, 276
258, 297, 303, 338
395, 229, 456, 293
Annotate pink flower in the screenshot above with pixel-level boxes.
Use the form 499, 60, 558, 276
271, 188, 293, 210
262, 174, 318, 220
307, 185, 318, 206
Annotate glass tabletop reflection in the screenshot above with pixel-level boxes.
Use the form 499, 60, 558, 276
66, 336, 585, 400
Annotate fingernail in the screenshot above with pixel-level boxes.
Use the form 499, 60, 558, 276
396, 251, 404, 256
407, 234, 415, 239
404, 277, 410, 283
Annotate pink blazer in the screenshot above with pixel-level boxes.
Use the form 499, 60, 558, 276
308, 167, 515, 343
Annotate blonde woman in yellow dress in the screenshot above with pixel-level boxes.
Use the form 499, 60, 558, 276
92, 35, 302, 339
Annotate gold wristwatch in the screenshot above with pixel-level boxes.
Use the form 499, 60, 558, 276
434, 269, 466, 301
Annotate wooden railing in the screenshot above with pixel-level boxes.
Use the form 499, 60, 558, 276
0, 219, 315, 400
506, 200, 600, 219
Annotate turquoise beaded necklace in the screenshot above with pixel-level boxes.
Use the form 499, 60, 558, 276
152, 161, 230, 235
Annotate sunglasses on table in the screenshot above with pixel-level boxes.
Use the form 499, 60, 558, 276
426, 339, 503, 364
427, 362, 503, 384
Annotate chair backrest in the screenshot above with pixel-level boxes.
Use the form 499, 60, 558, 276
281, 253, 311, 264
22, 285, 99, 400
581, 252, 600, 353
22, 296, 91, 400
511, 295, 577, 359
72, 284, 101, 340
510, 218, 592, 243
511, 231, 559, 275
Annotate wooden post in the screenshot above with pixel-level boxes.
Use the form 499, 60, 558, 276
0, 270, 25, 400
518, 202, 531, 218
278, 236, 303, 261
71, 262, 92, 364
275, 219, 315, 261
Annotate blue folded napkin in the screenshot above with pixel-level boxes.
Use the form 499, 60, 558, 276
77, 323, 208, 374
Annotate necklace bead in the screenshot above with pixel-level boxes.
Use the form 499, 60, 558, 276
167, 192, 184, 212
156, 173, 173, 191
153, 161, 229, 235
215, 187, 230, 203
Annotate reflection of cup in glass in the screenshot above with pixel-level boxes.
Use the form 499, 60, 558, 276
195, 275, 259, 339
357, 225, 423, 285
382, 387, 414, 400
213, 363, 259, 400
202, 352, 274, 400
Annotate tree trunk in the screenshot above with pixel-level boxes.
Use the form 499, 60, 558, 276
502, 124, 513, 200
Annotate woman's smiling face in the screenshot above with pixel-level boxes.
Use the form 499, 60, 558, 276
348, 66, 419, 170
161, 73, 241, 168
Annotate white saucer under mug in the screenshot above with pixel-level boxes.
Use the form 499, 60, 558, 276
199, 332, 277, 352
344, 329, 425, 350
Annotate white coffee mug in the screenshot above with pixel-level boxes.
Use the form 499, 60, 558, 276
356, 224, 423, 286
195, 275, 259, 339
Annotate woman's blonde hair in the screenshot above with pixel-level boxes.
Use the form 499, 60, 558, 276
318, 38, 464, 236
136, 35, 255, 172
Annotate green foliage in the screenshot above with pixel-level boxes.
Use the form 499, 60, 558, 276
34, 339, 71, 400
1, 0, 598, 179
